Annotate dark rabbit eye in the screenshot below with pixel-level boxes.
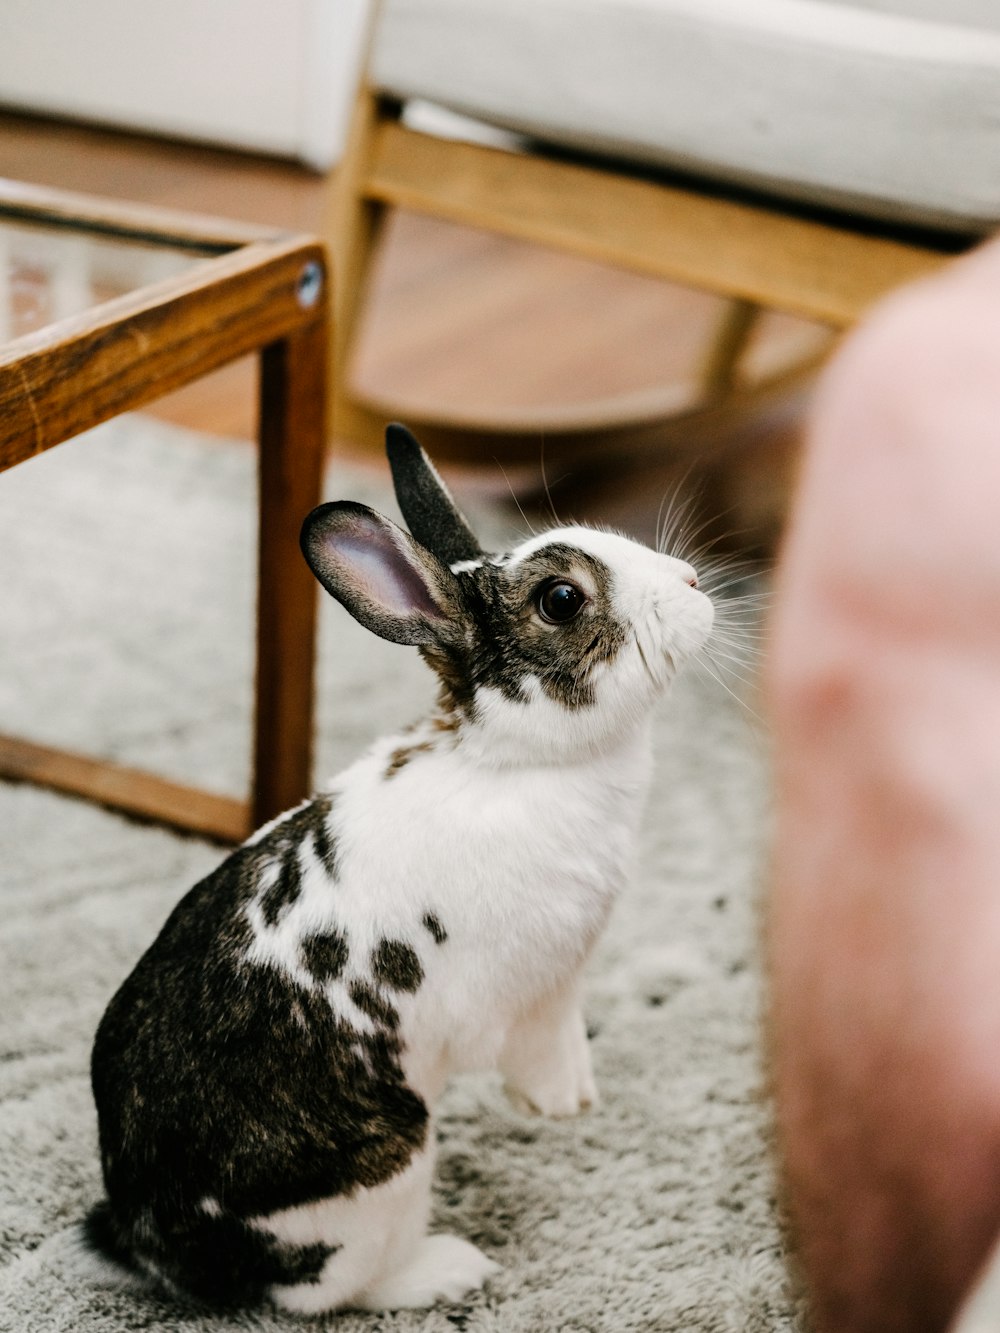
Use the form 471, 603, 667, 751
537, 580, 586, 624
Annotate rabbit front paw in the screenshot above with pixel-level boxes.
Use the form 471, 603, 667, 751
501, 1006, 598, 1119
504, 1066, 598, 1119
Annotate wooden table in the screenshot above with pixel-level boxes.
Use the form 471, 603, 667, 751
0, 179, 329, 844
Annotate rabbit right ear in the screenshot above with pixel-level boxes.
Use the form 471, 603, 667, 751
386, 424, 482, 567
300, 500, 460, 647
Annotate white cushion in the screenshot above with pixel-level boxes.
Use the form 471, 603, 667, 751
371, 0, 1000, 231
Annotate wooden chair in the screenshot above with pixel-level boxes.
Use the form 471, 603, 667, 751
330, 0, 995, 475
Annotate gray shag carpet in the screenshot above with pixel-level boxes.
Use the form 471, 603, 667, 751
0, 416, 803, 1332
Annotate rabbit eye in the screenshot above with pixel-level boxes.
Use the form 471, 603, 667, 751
537, 580, 586, 624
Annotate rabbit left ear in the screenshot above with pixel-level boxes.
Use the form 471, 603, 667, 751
300, 500, 459, 647
386, 423, 482, 567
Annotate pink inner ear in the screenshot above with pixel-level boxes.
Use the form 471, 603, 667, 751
331, 527, 442, 620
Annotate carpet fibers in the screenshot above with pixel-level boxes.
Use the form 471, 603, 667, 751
0, 417, 803, 1332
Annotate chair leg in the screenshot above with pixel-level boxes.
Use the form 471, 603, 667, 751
328, 84, 394, 452
699, 298, 761, 397
252, 319, 328, 829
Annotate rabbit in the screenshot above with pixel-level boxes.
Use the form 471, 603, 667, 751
85, 423, 714, 1315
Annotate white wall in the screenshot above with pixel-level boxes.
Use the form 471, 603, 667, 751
0, 0, 371, 169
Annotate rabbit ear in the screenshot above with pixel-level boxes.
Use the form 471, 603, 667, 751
300, 501, 459, 646
386, 423, 482, 567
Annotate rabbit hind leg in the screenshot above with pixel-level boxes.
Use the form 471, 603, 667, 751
265, 1146, 433, 1315
357, 1232, 501, 1311
266, 1143, 496, 1314
356, 1143, 499, 1311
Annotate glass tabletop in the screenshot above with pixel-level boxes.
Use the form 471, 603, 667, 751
0, 214, 220, 342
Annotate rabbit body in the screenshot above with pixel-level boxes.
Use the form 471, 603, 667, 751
88, 429, 713, 1314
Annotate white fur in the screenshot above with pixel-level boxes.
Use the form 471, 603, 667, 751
243, 523, 713, 1313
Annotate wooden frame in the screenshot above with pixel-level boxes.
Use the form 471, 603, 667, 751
330, 85, 968, 465
0, 178, 329, 843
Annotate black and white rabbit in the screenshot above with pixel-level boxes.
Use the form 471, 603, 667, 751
86, 424, 714, 1314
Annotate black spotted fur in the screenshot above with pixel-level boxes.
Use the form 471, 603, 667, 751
424, 544, 628, 717
88, 798, 427, 1309
373, 939, 424, 992
423, 913, 448, 945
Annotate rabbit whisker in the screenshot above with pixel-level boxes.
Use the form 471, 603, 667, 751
495, 459, 539, 539
538, 436, 564, 530
695, 649, 766, 724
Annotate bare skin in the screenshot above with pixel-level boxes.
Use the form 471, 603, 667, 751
767, 238, 1000, 1333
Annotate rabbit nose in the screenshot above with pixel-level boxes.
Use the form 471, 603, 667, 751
662, 555, 699, 588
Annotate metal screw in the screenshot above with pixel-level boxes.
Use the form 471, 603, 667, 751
296, 260, 324, 309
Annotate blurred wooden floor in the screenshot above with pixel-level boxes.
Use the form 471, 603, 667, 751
0, 109, 819, 550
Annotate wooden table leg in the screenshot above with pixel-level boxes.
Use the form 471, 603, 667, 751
253, 313, 328, 829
